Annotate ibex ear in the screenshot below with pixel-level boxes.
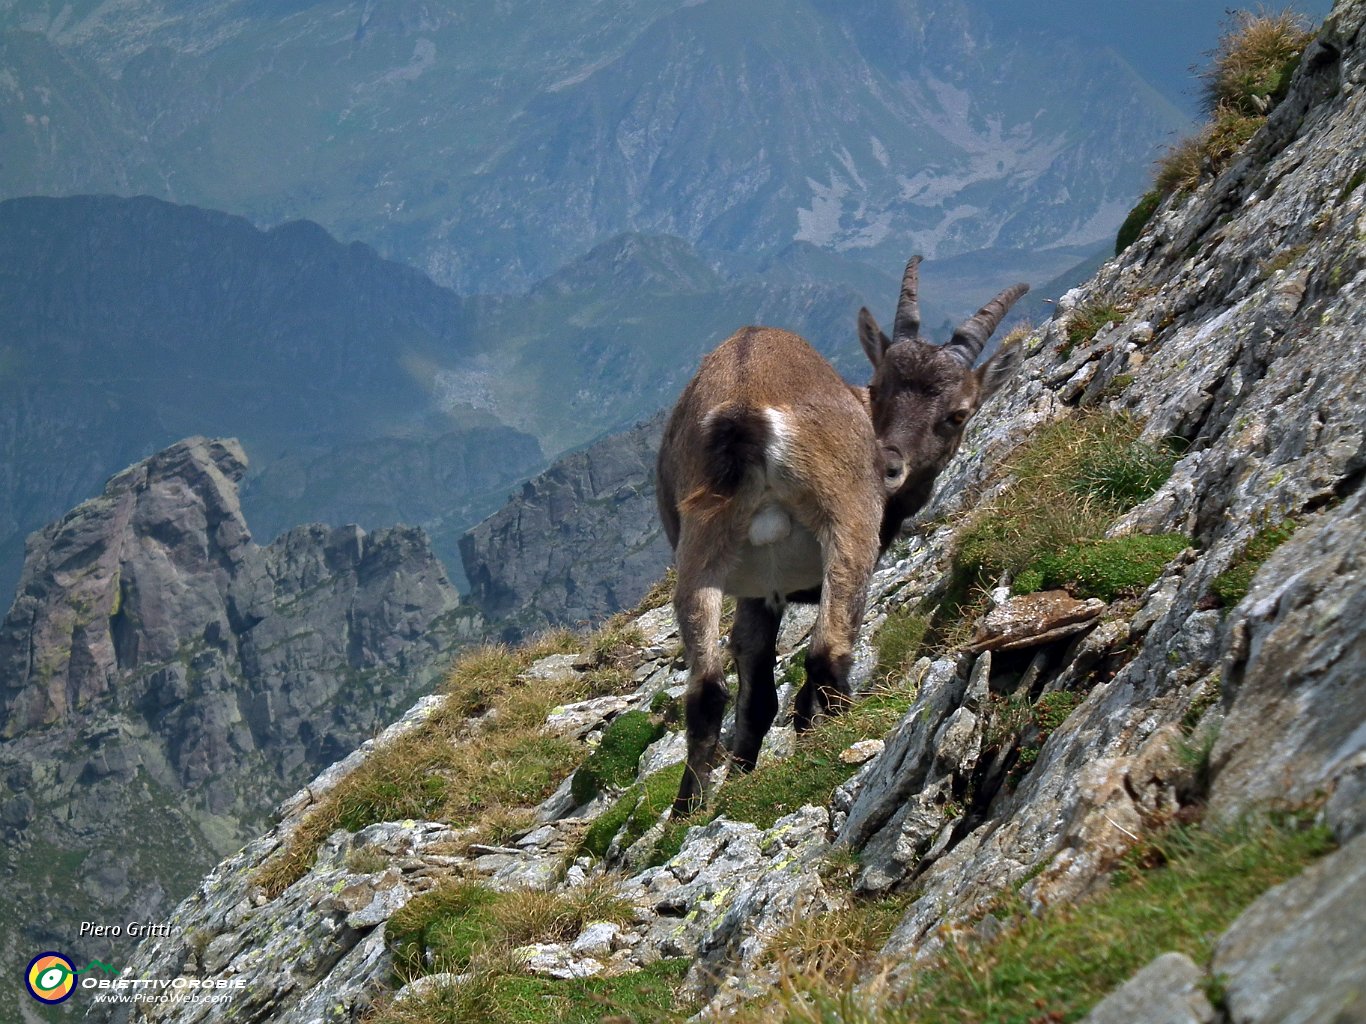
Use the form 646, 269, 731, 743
858, 308, 891, 368
976, 342, 1023, 399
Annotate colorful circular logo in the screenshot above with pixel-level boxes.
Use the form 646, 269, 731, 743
26, 952, 77, 1004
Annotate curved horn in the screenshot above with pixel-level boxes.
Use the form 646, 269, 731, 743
891, 255, 923, 344
945, 282, 1030, 365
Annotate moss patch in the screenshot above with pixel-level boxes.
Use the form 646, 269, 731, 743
1115, 189, 1162, 255
571, 711, 666, 805
580, 763, 687, 860
1032, 691, 1084, 734
1025, 534, 1190, 601
1210, 520, 1298, 608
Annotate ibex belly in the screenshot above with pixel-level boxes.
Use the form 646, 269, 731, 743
725, 501, 823, 598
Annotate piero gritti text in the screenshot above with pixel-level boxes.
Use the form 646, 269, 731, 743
79, 920, 176, 938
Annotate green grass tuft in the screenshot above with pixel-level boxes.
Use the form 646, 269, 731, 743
1063, 300, 1129, 357
389, 882, 503, 979
570, 711, 666, 805
950, 414, 1180, 594
1067, 437, 1180, 509
1026, 533, 1190, 601
1209, 519, 1298, 608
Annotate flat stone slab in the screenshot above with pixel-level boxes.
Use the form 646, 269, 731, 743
968, 591, 1106, 652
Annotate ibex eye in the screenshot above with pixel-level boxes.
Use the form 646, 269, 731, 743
947, 410, 968, 427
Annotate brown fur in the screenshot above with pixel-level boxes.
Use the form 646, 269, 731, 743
658, 264, 1027, 814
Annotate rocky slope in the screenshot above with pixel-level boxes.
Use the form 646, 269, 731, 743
0, 437, 483, 1019
87, 2, 1365, 1021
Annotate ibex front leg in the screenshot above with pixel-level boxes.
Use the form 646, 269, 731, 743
672, 533, 730, 816
793, 528, 877, 731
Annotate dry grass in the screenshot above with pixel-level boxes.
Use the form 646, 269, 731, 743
634, 567, 677, 614
255, 628, 624, 899
1203, 9, 1314, 115
588, 613, 648, 667
491, 876, 636, 947
1154, 132, 1207, 195
1152, 9, 1313, 198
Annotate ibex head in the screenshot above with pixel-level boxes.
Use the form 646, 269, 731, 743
858, 256, 1028, 544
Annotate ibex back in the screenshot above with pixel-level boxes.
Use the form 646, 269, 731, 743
657, 257, 1028, 814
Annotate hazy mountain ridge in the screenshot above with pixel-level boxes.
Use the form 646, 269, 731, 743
0, 193, 546, 598
0, 0, 1190, 297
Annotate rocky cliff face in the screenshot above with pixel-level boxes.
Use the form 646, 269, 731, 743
0, 437, 482, 1005
460, 415, 671, 637
89, 3, 1365, 1022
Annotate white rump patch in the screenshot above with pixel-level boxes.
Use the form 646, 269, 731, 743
762, 407, 795, 471
748, 503, 792, 546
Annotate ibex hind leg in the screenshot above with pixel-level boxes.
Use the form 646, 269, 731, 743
672, 550, 729, 815
730, 597, 782, 772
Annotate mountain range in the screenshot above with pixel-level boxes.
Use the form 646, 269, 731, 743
0, 0, 1205, 298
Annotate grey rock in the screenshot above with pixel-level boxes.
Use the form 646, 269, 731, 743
520, 943, 604, 980
1207, 488, 1366, 841
681, 806, 836, 1001
392, 972, 466, 1004
1213, 831, 1366, 1024
638, 730, 688, 777
1080, 952, 1213, 1024
845, 654, 988, 894
570, 921, 623, 957
543, 695, 636, 739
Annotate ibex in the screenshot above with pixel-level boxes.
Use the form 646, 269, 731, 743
657, 257, 1028, 813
